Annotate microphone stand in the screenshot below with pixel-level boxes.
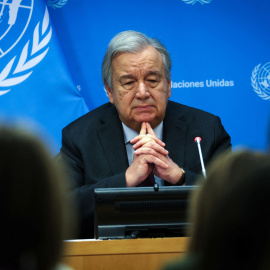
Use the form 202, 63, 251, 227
194, 137, 207, 179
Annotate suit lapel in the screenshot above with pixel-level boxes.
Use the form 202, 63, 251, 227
163, 108, 188, 170
164, 101, 204, 177
97, 105, 129, 175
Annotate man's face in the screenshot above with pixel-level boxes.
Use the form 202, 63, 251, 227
105, 45, 171, 132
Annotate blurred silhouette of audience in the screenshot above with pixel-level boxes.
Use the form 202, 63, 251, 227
164, 150, 270, 270
0, 126, 75, 270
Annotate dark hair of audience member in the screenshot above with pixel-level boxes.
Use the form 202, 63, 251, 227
187, 150, 270, 270
0, 126, 73, 270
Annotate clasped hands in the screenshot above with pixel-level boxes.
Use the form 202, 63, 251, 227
125, 122, 184, 187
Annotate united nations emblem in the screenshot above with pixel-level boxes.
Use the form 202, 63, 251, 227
46, 0, 68, 9
251, 62, 270, 101
182, 0, 212, 5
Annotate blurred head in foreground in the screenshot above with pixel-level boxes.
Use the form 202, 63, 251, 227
187, 150, 270, 270
0, 126, 72, 270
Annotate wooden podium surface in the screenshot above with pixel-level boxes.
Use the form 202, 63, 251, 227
62, 237, 189, 270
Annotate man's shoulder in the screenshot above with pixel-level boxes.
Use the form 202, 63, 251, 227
167, 100, 217, 119
65, 102, 116, 130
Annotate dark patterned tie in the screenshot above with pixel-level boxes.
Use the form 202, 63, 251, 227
137, 172, 155, 187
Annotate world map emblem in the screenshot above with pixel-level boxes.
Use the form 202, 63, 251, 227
0, 0, 33, 58
251, 62, 270, 101
182, 0, 212, 5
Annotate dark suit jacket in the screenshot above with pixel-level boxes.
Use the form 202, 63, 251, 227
60, 100, 231, 238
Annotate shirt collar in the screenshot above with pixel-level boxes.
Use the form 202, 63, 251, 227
122, 122, 163, 144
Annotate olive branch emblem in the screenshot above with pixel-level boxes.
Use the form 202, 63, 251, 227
251, 64, 270, 101
0, 7, 52, 96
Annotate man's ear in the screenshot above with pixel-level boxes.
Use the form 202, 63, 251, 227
167, 79, 171, 99
105, 85, 114, 104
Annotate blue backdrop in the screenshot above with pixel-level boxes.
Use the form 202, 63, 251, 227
0, 0, 269, 154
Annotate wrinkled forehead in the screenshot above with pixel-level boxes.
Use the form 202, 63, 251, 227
111, 46, 165, 76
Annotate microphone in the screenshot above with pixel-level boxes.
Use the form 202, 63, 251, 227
194, 136, 207, 179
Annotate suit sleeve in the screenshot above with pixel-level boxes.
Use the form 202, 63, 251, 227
59, 126, 127, 239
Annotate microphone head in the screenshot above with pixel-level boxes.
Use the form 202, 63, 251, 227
191, 130, 201, 142
194, 137, 202, 143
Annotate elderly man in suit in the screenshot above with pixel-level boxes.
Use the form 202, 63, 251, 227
59, 30, 231, 238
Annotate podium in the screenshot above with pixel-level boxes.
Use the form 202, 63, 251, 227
62, 237, 189, 270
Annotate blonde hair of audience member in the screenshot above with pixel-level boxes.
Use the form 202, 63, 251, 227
0, 127, 73, 270
186, 150, 270, 270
